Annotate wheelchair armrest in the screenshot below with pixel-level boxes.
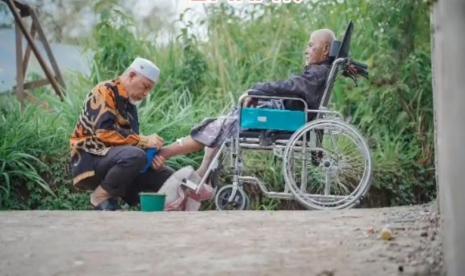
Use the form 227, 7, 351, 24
238, 91, 308, 110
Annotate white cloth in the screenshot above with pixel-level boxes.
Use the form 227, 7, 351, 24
158, 166, 214, 211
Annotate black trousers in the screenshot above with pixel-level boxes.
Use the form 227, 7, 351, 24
92, 146, 173, 205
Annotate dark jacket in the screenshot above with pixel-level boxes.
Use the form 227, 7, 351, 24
248, 62, 331, 115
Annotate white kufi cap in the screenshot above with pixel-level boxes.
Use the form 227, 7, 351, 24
129, 57, 160, 83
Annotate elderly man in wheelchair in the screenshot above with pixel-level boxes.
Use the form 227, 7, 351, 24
156, 22, 372, 211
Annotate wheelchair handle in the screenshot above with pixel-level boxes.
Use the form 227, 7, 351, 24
351, 60, 368, 69
349, 60, 369, 78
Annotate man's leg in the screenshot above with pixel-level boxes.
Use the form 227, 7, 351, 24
92, 146, 146, 207
157, 136, 204, 159
196, 146, 220, 177
158, 136, 220, 178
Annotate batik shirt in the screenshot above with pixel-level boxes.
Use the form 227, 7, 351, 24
70, 79, 151, 186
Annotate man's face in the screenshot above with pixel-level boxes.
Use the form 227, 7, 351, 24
305, 33, 329, 66
126, 72, 155, 103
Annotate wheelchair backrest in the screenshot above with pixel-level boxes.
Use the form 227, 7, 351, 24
319, 21, 354, 110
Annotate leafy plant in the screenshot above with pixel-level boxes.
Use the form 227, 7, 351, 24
0, 0, 435, 209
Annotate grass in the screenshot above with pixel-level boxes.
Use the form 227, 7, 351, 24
0, 0, 435, 209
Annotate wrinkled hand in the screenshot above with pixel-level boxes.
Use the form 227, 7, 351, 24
347, 64, 358, 75
146, 134, 164, 150
151, 155, 166, 170
343, 64, 358, 77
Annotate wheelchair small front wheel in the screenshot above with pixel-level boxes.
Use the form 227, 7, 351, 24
215, 184, 249, 211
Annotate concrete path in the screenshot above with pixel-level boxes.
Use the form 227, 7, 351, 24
0, 205, 443, 275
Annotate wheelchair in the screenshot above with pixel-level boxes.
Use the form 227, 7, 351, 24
195, 22, 372, 210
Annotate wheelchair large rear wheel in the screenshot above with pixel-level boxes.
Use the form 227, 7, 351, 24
283, 119, 372, 210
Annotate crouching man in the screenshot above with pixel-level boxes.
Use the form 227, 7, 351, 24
70, 57, 171, 210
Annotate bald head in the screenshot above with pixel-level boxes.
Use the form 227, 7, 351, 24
305, 28, 336, 65
311, 29, 336, 44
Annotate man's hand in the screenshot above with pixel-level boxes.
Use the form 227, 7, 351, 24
151, 155, 166, 170
146, 134, 164, 150
343, 64, 358, 77
347, 64, 358, 75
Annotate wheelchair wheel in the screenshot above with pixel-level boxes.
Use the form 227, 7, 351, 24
215, 184, 249, 211
283, 119, 372, 210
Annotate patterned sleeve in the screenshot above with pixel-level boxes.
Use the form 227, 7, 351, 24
89, 85, 151, 148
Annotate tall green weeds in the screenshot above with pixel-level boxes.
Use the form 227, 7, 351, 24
0, 0, 435, 209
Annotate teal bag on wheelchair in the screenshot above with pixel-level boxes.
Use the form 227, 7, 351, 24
240, 108, 306, 132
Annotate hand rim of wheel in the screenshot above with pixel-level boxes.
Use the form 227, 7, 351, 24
282, 119, 372, 210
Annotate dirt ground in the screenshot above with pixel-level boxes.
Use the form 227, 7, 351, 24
0, 204, 443, 276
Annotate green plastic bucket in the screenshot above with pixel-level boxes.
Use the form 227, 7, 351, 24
139, 192, 166, 212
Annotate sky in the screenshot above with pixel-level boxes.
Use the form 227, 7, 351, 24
0, 0, 274, 91
0, 0, 211, 92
